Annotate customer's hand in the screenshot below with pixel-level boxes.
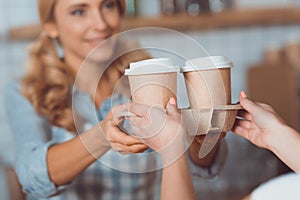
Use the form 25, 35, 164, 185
99, 105, 148, 154
232, 91, 287, 150
127, 98, 186, 162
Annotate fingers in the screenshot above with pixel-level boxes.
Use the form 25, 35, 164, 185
128, 106, 167, 138
237, 109, 253, 122
128, 114, 149, 128
127, 103, 150, 117
129, 117, 165, 141
240, 91, 276, 116
109, 132, 142, 146
105, 122, 144, 146
239, 92, 267, 118
240, 94, 258, 113
126, 103, 155, 128
239, 92, 280, 125
129, 125, 147, 139
166, 97, 179, 116
231, 123, 251, 140
240, 90, 247, 98
110, 104, 127, 125
111, 143, 148, 154
234, 118, 252, 129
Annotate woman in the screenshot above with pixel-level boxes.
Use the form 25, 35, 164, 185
5, 0, 158, 199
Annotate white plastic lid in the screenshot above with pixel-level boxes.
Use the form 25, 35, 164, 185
181, 56, 233, 72
125, 58, 179, 75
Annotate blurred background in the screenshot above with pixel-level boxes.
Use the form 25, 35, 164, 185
1, 0, 300, 199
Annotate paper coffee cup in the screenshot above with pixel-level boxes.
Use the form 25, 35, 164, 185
182, 56, 233, 109
125, 58, 179, 110
182, 56, 233, 135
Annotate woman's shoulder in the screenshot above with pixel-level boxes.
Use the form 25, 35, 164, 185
5, 80, 24, 100
4, 80, 33, 110
4, 80, 52, 128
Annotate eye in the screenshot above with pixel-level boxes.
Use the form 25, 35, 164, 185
103, 0, 117, 10
71, 8, 85, 16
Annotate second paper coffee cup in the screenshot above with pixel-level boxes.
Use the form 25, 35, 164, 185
182, 56, 233, 109
125, 58, 179, 110
181, 56, 233, 135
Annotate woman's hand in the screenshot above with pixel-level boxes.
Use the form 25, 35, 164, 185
232, 91, 288, 150
99, 104, 148, 154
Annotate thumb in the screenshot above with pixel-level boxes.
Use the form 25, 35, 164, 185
166, 97, 179, 116
240, 92, 264, 117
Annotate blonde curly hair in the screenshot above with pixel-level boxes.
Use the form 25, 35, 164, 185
21, 0, 149, 133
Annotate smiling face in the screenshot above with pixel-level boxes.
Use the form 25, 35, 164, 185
43, 0, 122, 68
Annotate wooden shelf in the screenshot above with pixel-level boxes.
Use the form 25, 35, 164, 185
8, 8, 300, 41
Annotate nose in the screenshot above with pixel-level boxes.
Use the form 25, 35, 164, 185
90, 9, 109, 31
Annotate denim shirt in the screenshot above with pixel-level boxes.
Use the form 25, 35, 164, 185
5, 81, 161, 200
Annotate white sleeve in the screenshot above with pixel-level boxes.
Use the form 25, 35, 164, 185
251, 173, 300, 200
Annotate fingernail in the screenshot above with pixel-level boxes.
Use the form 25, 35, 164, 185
169, 97, 176, 105
241, 91, 247, 98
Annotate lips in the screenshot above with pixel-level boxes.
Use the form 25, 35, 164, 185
86, 35, 115, 47
87, 37, 106, 46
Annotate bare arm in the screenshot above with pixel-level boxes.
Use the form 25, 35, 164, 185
128, 98, 196, 200
47, 126, 109, 185
161, 153, 196, 200
47, 106, 147, 185
267, 125, 300, 173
